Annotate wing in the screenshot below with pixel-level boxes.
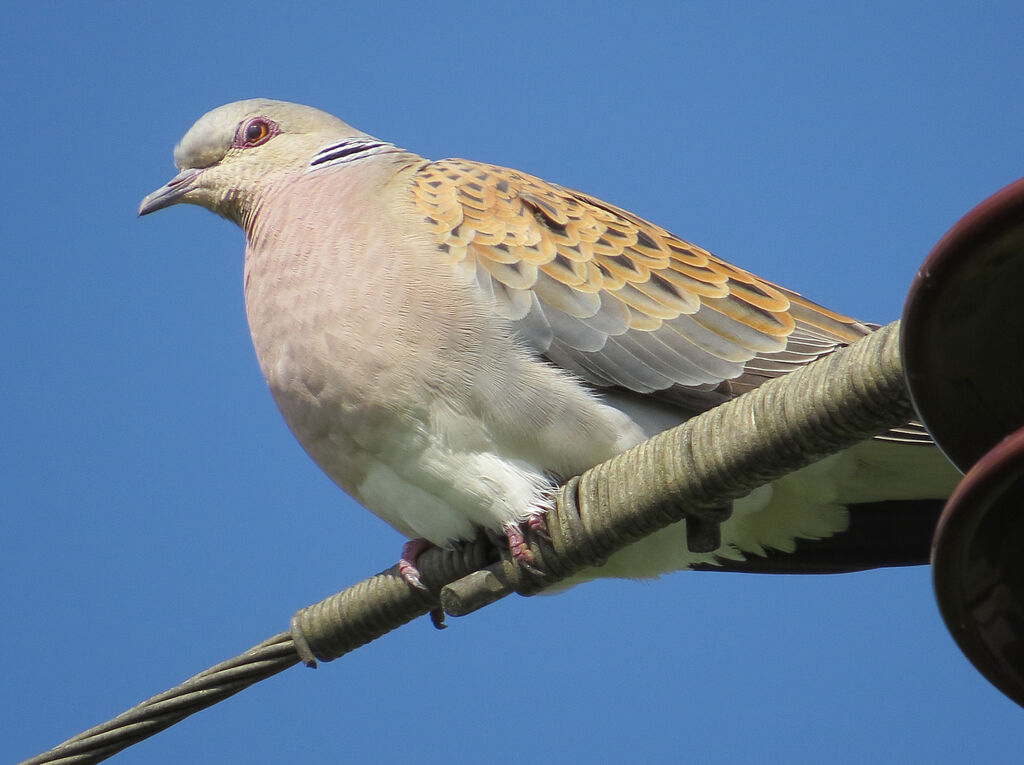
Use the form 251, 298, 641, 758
411, 159, 874, 414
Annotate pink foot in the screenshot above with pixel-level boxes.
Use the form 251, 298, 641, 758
399, 538, 433, 592
501, 522, 544, 576
399, 538, 447, 629
526, 510, 550, 541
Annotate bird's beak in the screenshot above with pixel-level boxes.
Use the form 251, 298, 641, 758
138, 168, 203, 216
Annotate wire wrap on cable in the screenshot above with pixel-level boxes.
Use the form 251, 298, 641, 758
290, 538, 493, 665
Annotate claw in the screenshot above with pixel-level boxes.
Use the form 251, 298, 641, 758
429, 608, 447, 630
398, 538, 433, 592
399, 539, 449, 629
526, 510, 550, 542
501, 522, 544, 577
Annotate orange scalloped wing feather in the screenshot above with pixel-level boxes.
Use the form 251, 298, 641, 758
411, 158, 870, 399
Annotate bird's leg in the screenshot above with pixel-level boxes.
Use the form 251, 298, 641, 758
398, 538, 448, 629
498, 520, 544, 576
525, 510, 550, 542
398, 538, 433, 592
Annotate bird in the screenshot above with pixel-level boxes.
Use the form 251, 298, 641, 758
139, 98, 958, 589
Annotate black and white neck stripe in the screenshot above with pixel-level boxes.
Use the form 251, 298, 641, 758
308, 139, 399, 170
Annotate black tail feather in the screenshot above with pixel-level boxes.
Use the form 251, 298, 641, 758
690, 500, 945, 574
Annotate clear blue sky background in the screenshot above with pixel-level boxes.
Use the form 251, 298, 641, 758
4, 3, 1023, 763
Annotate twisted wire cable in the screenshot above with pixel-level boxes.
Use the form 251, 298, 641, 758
22, 322, 913, 763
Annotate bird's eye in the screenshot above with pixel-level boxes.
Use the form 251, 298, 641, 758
237, 117, 275, 148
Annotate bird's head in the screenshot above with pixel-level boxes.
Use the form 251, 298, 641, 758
138, 99, 369, 226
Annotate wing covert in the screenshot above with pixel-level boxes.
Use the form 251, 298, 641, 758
412, 158, 871, 404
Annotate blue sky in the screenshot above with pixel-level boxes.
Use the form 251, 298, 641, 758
4, 2, 1023, 763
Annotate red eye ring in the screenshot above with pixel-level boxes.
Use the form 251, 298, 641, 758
236, 117, 276, 148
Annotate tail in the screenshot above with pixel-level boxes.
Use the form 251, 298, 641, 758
690, 498, 944, 573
